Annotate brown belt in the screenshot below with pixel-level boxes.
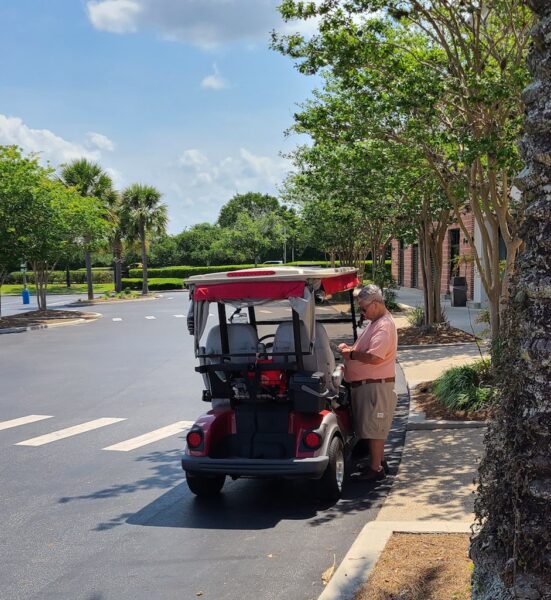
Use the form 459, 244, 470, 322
349, 377, 395, 388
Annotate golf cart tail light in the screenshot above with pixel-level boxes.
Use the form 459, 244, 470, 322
187, 430, 203, 449
304, 431, 322, 449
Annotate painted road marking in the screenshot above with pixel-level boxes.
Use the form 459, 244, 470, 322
112, 318, 122, 322
15, 418, 126, 447
103, 421, 195, 452
173, 314, 185, 318
0, 415, 53, 431
145, 316, 156, 320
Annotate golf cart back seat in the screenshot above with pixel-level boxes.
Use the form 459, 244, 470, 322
201, 324, 259, 402
272, 322, 339, 393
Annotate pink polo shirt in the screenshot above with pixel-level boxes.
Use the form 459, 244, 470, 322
344, 312, 397, 381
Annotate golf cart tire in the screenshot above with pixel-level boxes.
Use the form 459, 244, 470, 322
186, 473, 226, 497
317, 437, 344, 502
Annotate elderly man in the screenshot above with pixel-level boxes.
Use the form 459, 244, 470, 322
338, 284, 398, 481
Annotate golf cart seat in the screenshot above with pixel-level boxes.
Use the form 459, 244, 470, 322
201, 324, 259, 402
272, 322, 337, 393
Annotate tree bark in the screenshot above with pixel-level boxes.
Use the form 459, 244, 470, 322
113, 233, 123, 293
471, 2, 551, 596
85, 251, 93, 301
140, 223, 149, 295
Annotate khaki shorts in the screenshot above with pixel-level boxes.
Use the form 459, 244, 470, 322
351, 382, 397, 440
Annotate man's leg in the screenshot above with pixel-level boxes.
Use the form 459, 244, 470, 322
368, 438, 385, 472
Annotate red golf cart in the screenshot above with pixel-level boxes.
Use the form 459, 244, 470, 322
181, 266, 361, 500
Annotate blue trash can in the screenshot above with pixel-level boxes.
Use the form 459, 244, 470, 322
22, 287, 30, 305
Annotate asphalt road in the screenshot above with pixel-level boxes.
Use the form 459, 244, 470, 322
0, 292, 89, 317
0, 293, 408, 600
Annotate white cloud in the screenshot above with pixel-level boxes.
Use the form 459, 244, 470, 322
86, 0, 142, 33
200, 64, 229, 91
87, 131, 115, 151
86, 0, 318, 48
178, 148, 208, 168
176, 146, 287, 192
0, 114, 100, 164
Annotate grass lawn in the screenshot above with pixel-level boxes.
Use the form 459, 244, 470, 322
0, 284, 114, 296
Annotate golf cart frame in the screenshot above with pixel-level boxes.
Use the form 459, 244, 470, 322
181, 266, 360, 500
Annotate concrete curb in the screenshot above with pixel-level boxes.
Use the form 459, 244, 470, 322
398, 341, 480, 349
319, 520, 472, 600
0, 312, 101, 335
68, 296, 162, 306
407, 419, 487, 430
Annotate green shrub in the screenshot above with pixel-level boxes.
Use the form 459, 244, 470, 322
407, 306, 425, 328
129, 260, 392, 280
432, 360, 496, 412
121, 277, 183, 291
8, 270, 113, 284
128, 264, 255, 279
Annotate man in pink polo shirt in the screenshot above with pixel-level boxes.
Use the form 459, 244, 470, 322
338, 284, 397, 481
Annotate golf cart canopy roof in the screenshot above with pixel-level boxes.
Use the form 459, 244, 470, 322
186, 266, 359, 302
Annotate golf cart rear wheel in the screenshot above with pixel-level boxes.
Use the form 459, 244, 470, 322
317, 437, 344, 502
186, 473, 225, 497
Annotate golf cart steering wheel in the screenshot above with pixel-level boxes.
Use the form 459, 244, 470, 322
258, 333, 275, 350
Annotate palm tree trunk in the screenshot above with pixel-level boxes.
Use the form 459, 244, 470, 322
113, 234, 123, 293
140, 223, 149, 295
85, 251, 94, 301
470, 2, 551, 597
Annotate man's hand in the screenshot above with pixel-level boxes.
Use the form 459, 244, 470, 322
338, 343, 353, 360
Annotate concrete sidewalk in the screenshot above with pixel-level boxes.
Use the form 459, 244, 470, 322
320, 321, 486, 600
395, 286, 488, 338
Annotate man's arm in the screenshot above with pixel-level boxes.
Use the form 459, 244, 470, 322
338, 345, 385, 365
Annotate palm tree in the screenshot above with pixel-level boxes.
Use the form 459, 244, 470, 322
103, 189, 125, 293
120, 184, 168, 295
470, 1, 551, 598
59, 159, 113, 300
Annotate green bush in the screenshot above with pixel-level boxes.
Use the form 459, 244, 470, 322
128, 264, 255, 279
121, 278, 183, 291
432, 360, 496, 412
8, 270, 113, 284
407, 306, 425, 328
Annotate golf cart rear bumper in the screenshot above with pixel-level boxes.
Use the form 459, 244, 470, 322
181, 455, 329, 478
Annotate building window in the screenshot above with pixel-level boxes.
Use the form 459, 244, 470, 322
412, 243, 419, 288
449, 229, 460, 278
398, 240, 404, 286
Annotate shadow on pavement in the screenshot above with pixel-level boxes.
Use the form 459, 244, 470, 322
58, 395, 409, 533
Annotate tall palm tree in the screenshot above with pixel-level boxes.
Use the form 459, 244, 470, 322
471, 1, 551, 597
59, 159, 113, 300
103, 189, 125, 293
120, 184, 168, 295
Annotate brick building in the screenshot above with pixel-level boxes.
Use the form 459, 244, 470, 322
391, 211, 481, 304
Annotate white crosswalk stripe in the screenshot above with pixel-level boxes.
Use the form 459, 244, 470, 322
112, 317, 122, 322
0, 415, 53, 431
103, 420, 195, 452
15, 418, 126, 447
173, 314, 185, 318
145, 316, 156, 320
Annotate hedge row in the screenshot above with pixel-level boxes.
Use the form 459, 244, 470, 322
121, 278, 184, 291
128, 264, 255, 279
8, 270, 114, 284
129, 260, 391, 280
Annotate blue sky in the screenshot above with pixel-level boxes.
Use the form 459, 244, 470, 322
0, 0, 318, 233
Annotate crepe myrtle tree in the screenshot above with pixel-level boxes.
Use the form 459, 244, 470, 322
274, 0, 534, 340
120, 184, 168, 295
470, 1, 551, 597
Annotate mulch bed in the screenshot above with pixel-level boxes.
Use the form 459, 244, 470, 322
398, 325, 476, 346
355, 533, 472, 600
0, 309, 98, 329
413, 382, 493, 421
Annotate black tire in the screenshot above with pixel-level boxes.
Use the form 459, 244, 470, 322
317, 437, 345, 502
186, 473, 225, 497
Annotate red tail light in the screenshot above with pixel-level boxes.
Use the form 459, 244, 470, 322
187, 430, 203, 449
303, 431, 322, 450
